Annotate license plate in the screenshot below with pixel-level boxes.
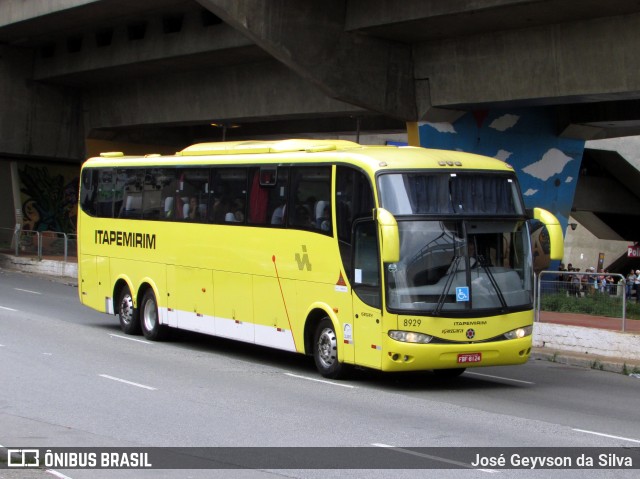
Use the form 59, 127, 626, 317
457, 353, 482, 364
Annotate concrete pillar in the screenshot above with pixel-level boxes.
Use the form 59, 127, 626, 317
9, 161, 23, 227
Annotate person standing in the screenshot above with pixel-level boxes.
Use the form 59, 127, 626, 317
626, 269, 636, 299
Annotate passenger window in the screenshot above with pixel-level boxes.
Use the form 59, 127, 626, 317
247, 167, 288, 226
289, 166, 332, 233
95, 169, 115, 218
175, 168, 210, 222
80, 169, 98, 217
143, 168, 175, 220
210, 168, 247, 224
117, 169, 144, 219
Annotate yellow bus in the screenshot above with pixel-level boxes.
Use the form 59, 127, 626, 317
78, 139, 563, 378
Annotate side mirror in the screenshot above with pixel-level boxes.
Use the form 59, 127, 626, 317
375, 208, 400, 263
532, 207, 564, 261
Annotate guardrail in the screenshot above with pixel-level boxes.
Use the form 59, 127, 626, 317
0, 227, 77, 262
535, 271, 638, 332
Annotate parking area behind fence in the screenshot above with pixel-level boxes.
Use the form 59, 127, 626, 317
536, 271, 640, 332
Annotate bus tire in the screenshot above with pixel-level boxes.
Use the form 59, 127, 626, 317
433, 368, 466, 379
118, 285, 140, 335
140, 289, 165, 341
313, 318, 344, 379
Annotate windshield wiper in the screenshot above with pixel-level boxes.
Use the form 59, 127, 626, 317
476, 255, 507, 310
434, 256, 460, 315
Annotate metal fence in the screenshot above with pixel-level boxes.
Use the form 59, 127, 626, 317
535, 271, 638, 332
0, 226, 77, 262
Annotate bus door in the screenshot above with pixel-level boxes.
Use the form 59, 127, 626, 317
351, 219, 383, 369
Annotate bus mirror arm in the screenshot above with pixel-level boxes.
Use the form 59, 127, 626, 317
375, 208, 400, 263
531, 207, 564, 261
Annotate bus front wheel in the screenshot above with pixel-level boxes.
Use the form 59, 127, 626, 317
140, 289, 165, 341
118, 285, 140, 335
313, 318, 344, 379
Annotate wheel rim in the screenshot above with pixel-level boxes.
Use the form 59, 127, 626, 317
317, 327, 337, 369
143, 297, 157, 332
120, 293, 133, 325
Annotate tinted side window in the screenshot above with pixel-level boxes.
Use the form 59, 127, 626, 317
174, 169, 210, 222
96, 169, 116, 218
248, 166, 289, 226
80, 169, 98, 217
336, 166, 374, 277
335, 165, 374, 244
143, 168, 176, 220
210, 168, 247, 224
117, 169, 144, 219
289, 166, 332, 233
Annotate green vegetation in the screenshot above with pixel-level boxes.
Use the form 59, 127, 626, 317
541, 293, 640, 320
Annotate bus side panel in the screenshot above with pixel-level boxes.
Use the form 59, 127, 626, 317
165, 265, 178, 327
213, 270, 254, 343
79, 255, 103, 312
172, 266, 215, 335
352, 294, 383, 369
96, 255, 112, 313
253, 275, 296, 351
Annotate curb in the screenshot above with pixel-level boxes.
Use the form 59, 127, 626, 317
531, 348, 640, 375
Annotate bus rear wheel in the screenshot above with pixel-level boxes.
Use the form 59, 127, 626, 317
140, 289, 165, 341
313, 318, 345, 379
118, 285, 140, 335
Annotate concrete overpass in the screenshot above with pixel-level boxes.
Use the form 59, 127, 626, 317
1, 0, 639, 253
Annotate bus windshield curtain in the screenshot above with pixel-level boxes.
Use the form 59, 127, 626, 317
449, 176, 516, 214
249, 171, 268, 224
405, 175, 454, 214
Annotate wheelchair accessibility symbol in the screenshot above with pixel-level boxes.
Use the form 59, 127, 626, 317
456, 286, 470, 302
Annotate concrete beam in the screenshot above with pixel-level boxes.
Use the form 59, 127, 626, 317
573, 177, 640, 215
0, 0, 99, 27
570, 211, 626, 242
196, 0, 416, 120
414, 12, 640, 109
85, 60, 365, 130
34, 11, 257, 84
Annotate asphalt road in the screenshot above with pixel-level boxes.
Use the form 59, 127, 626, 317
0, 269, 639, 479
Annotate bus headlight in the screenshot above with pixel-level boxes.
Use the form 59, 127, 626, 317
504, 325, 533, 340
389, 330, 433, 344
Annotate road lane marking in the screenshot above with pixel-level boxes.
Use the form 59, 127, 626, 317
99, 374, 157, 390
46, 470, 74, 479
109, 333, 152, 344
573, 428, 640, 444
284, 372, 356, 388
14, 288, 41, 295
465, 371, 534, 385
0, 306, 18, 312
372, 443, 498, 473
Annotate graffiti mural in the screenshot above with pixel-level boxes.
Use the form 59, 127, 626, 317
418, 107, 586, 233
19, 163, 79, 234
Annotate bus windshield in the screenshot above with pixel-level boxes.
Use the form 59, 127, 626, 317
379, 171, 533, 315
385, 219, 533, 314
